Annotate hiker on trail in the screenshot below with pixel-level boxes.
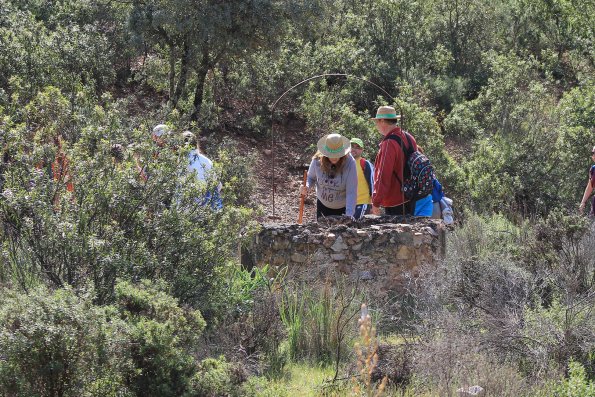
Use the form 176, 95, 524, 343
34, 133, 74, 207
370, 105, 418, 216
578, 145, 595, 216
184, 130, 222, 209
152, 124, 171, 148
300, 133, 357, 220
350, 137, 374, 219
135, 123, 171, 181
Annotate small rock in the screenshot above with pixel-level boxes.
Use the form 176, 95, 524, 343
424, 226, 439, 236
331, 236, 348, 252
291, 252, 308, 263
413, 232, 423, 247
331, 253, 346, 261
359, 270, 374, 280
457, 386, 484, 396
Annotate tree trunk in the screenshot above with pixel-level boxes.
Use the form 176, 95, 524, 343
190, 62, 209, 122
170, 41, 191, 109
168, 44, 176, 100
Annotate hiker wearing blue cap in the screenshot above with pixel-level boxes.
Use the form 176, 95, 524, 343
350, 138, 374, 219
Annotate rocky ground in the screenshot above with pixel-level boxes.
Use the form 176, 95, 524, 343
213, 119, 319, 225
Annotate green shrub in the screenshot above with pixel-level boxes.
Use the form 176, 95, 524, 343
0, 286, 132, 397
0, 88, 257, 318
189, 356, 245, 397
214, 139, 258, 208
0, 280, 211, 397
554, 361, 595, 397
114, 279, 206, 397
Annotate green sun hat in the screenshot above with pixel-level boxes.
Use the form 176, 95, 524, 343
350, 138, 364, 149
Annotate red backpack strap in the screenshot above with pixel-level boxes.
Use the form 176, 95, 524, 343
359, 157, 366, 171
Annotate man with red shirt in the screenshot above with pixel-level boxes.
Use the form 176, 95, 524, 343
579, 145, 595, 216
371, 105, 418, 216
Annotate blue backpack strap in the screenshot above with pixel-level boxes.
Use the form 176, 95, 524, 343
362, 159, 373, 197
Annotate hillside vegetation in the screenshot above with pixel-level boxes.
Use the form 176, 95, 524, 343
0, 0, 593, 396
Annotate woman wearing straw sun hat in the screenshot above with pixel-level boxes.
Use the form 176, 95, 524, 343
299, 133, 358, 220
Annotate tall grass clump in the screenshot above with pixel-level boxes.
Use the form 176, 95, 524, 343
280, 280, 360, 365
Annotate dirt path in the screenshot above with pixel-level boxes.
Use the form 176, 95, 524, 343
251, 122, 318, 225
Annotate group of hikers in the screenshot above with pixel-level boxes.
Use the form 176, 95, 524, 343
149, 124, 223, 209
300, 105, 452, 222
38, 123, 222, 209
301, 105, 595, 222
30, 106, 595, 220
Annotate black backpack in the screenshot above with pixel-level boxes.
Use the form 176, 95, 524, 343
385, 133, 435, 201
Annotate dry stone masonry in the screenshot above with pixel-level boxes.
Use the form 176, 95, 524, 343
244, 216, 446, 299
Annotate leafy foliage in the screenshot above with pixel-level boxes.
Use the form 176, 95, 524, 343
0, 286, 132, 397
114, 279, 206, 397
1, 0, 595, 394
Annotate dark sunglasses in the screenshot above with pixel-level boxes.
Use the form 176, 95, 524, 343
592, 152, 595, 155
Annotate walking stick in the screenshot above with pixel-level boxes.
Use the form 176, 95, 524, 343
298, 170, 307, 224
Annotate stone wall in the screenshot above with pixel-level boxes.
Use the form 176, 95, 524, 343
244, 216, 445, 299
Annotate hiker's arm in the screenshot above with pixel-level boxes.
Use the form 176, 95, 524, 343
134, 155, 148, 182
344, 159, 358, 217
368, 161, 374, 194
300, 159, 316, 196
579, 180, 593, 214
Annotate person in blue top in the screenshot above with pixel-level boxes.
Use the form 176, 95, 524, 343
579, 145, 595, 216
184, 131, 222, 209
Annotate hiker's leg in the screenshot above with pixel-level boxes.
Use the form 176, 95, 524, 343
316, 199, 324, 220
431, 202, 442, 219
385, 204, 406, 216
317, 200, 344, 220
354, 204, 368, 219
405, 199, 416, 215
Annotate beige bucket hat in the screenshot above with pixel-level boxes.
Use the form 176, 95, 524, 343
317, 133, 351, 158
371, 105, 401, 120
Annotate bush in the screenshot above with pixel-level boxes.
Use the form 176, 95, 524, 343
0, 286, 132, 397
410, 212, 595, 389
554, 361, 595, 397
411, 316, 531, 396
0, 88, 257, 318
190, 356, 247, 397
0, 280, 210, 397
114, 279, 206, 397
214, 139, 258, 208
